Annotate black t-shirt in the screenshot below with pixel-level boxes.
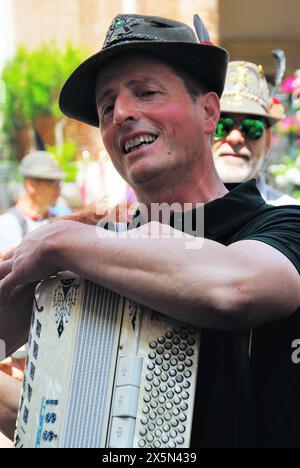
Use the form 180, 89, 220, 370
184, 179, 299, 448
120, 179, 300, 448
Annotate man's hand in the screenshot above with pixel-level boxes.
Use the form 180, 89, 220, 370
0, 221, 75, 307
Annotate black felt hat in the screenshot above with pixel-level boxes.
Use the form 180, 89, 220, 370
59, 14, 229, 128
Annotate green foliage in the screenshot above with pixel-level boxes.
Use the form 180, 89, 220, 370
46, 141, 78, 183
0, 43, 87, 146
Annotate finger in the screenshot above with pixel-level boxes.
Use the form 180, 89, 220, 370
0, 247, 17, 262
0, 260, 13, 280
0, 272, 19, 307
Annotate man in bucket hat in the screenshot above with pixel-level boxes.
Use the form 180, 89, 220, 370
213, 61, 299, 205
0, 151, 66, 250
0, 14, 299, 448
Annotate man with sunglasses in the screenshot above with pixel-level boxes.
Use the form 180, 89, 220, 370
0, 15, 299, 448
213, 61, 300, 206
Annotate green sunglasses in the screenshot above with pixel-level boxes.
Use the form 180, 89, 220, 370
215, 117, 266, 140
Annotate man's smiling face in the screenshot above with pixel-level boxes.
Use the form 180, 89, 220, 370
95, 53, 210, 192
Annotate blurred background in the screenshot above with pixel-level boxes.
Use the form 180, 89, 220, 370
0, 0, 299, 213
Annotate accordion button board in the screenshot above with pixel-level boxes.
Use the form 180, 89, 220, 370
15, 274, 200, 448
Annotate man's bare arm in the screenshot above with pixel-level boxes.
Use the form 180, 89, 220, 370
0, 371, 21, 441
0, 221, 299, 331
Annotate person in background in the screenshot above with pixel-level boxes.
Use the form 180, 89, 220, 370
0, 151, 66, 251
213, 61, 300, 206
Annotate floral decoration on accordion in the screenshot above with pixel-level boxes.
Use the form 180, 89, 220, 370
52, 278, 80, 338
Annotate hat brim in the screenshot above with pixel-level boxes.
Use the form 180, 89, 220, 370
59, 41, 228, 128
21, 171, 66, 180
220, 95, 280, 126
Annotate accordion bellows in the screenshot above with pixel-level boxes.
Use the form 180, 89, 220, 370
15, 274, 200, 448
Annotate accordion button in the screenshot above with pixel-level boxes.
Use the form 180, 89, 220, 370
183, 370, 192, 378
178, 425, 186, 434
180, 333, 188, 340
175, 375, 183, 383
165, 413, 172, 421
179, 414, 187, 422
153, 379, 160, 387
156, 418, 164, 426
139, 428, 147, 436
183, 381, 191, 389
159, 396, 166, 404
148, 423, 155, 431
154, 368, 162, 376
138, 439, 146, 448
161, 374, 169, 382
168, 380, 175, 388
169, 369, 176, 377
143, 395, 151, 403
146, 434, 154, 443
177, 364, 185, 372
172, 408, 180, 417
164, 342, 172, 350
148, 352, 156, 360
159, 384, 167, 393
157, 407, 165, 416
175, 385, 182, 394
179, 343, 187, 351
162, 363, 170, 372
157, 336, 166, 344
154, 440, 161, 448
149, 412, 156, 420
162, 435, 169, 444
146, 373, 154, 381
150, 401, 158, 409
172, 337, 180, 345
163, 424, 171, 433
154, 429, 162, 437
171, 419, 179, 427
109, 417, 136, 448
173, 396, 181, 405
157, 347, 164, 355
166, 390, 174, 399
166, 331, 174, 339
186, 348, 194, 357
163, 352, 171, 360
170, 430, 177, 439
145, 384, 152, 392
166, 402, 173, 411
170, 358, 178, 366
169, 441, 176, 448
185, 359, 193, 367
180, 403, 188, 411
174, 327, 181, 334
177, 436, 185, 445
147, 362, 155, 371
141, 417, 148, 425
181, 392, 189, 400
149, 341, 157, 349
178, 354, 186, 362
187, 337, 196, 345
155, 358, 163, 366
142, 405, 150, 414
151, 390, 159, 398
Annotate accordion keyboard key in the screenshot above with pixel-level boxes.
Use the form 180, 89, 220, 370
109, 417, 135, 448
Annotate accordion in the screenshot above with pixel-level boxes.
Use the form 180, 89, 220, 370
15, 274, 200, 448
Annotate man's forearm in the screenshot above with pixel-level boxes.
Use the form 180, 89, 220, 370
0, 371, 21, 440
56, 222, 246, 329
55, 222, 299, 331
